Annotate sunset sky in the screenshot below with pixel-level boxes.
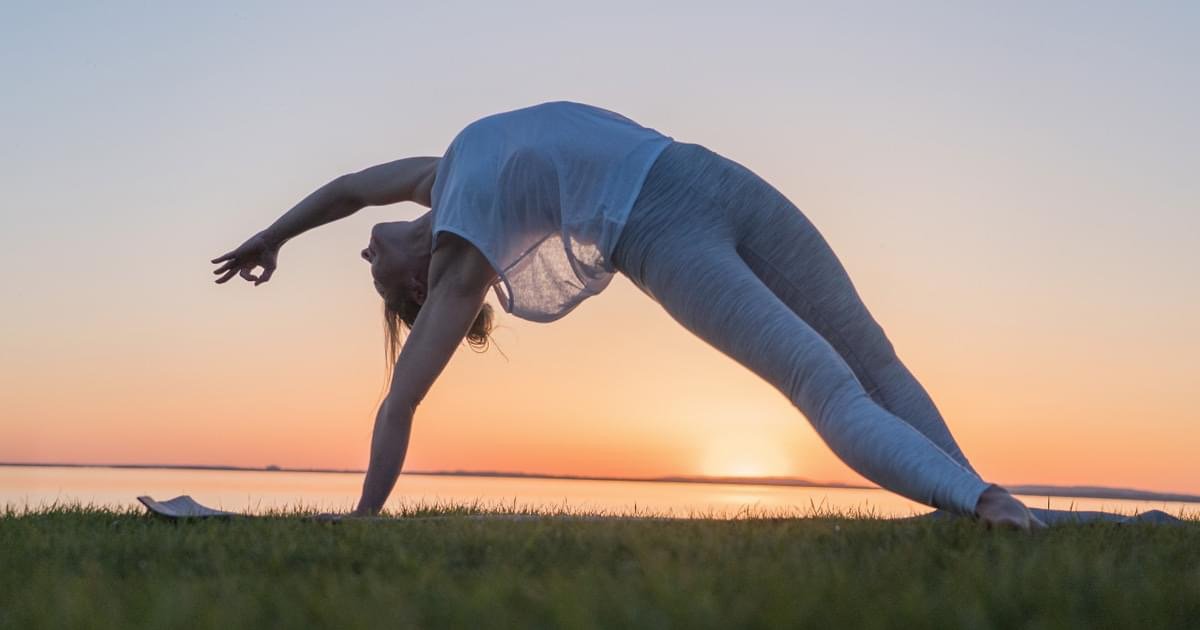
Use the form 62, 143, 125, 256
2, 2, 1197, 494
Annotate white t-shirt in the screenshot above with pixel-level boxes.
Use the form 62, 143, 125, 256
430, 101, 673, 323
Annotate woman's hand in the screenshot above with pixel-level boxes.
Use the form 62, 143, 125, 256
311, 509, 381, 523
211, 231, 281, 285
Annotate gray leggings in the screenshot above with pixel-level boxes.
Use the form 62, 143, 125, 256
611, 142, 991, 515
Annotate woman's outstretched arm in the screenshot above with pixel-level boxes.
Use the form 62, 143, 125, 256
262, 157, 440, 246
353, 234, 497, 515
211, 157, 439, 285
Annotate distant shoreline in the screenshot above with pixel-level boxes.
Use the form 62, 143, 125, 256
3, 461, 1198, 504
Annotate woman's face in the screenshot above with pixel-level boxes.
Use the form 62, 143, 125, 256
362, 222, 427, 306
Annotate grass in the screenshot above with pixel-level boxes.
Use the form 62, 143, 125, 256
2, 503, 1199, 629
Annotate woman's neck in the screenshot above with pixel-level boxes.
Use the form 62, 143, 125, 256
410, 212, 433, 248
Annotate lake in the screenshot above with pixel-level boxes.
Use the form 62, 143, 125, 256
3, 465, 1196, 519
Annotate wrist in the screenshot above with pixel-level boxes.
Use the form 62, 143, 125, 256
258, 226, 287, 249
352, 502, 379, 517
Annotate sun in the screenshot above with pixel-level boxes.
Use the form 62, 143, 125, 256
698, 436, 794, 478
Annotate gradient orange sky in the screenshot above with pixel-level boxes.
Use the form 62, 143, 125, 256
2, 3, 1197, 494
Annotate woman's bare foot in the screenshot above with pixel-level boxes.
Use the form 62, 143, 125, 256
974, 484, 1047, 531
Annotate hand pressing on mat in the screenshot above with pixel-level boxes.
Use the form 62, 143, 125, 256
313, 507, 385, 522
211, 230, 281, 286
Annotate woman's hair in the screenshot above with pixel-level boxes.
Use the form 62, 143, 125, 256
382, 294, 495, 374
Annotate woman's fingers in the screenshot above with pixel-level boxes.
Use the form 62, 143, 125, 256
214, 266, 263, 284
212, 247, 275, 286
255, 267, 274, 285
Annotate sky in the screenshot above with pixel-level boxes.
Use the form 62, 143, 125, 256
2, 1, 1198, 494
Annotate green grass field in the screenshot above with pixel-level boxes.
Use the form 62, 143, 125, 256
2, 505, 1198, 629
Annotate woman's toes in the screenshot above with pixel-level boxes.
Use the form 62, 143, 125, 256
984, 512, 1029, 532
975, 485, 1042, 532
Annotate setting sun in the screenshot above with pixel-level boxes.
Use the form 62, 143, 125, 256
699, 436, 793, 478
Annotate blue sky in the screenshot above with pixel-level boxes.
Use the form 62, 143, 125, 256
2, 1, 1197, 490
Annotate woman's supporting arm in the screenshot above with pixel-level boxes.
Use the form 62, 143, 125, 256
261, 157, 440, 248
353, 235, 496, 515
354, 393, 416, 516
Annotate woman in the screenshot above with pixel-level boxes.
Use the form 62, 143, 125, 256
211, 101, 1042, 529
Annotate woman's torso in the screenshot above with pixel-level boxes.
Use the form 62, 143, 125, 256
430, 101, 674, 322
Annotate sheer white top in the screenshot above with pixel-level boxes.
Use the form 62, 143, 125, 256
430, 101, 673, 323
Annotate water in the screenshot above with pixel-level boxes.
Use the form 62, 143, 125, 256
2, 465, 1196, 519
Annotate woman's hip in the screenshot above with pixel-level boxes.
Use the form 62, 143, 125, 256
612, 141, 806, 285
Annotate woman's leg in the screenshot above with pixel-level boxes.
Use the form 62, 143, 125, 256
619, 234, 989, 514
724, 173, 979, 474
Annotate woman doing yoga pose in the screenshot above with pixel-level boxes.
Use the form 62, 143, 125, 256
211, 101, 1042, 529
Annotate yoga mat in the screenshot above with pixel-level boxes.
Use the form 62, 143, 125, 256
138, 495, 1183, 525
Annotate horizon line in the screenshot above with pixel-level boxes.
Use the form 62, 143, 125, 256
3, 461, 1199, 503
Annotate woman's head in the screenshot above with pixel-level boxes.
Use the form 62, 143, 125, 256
362, 219, 494, 368
363, 221, 429, 306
